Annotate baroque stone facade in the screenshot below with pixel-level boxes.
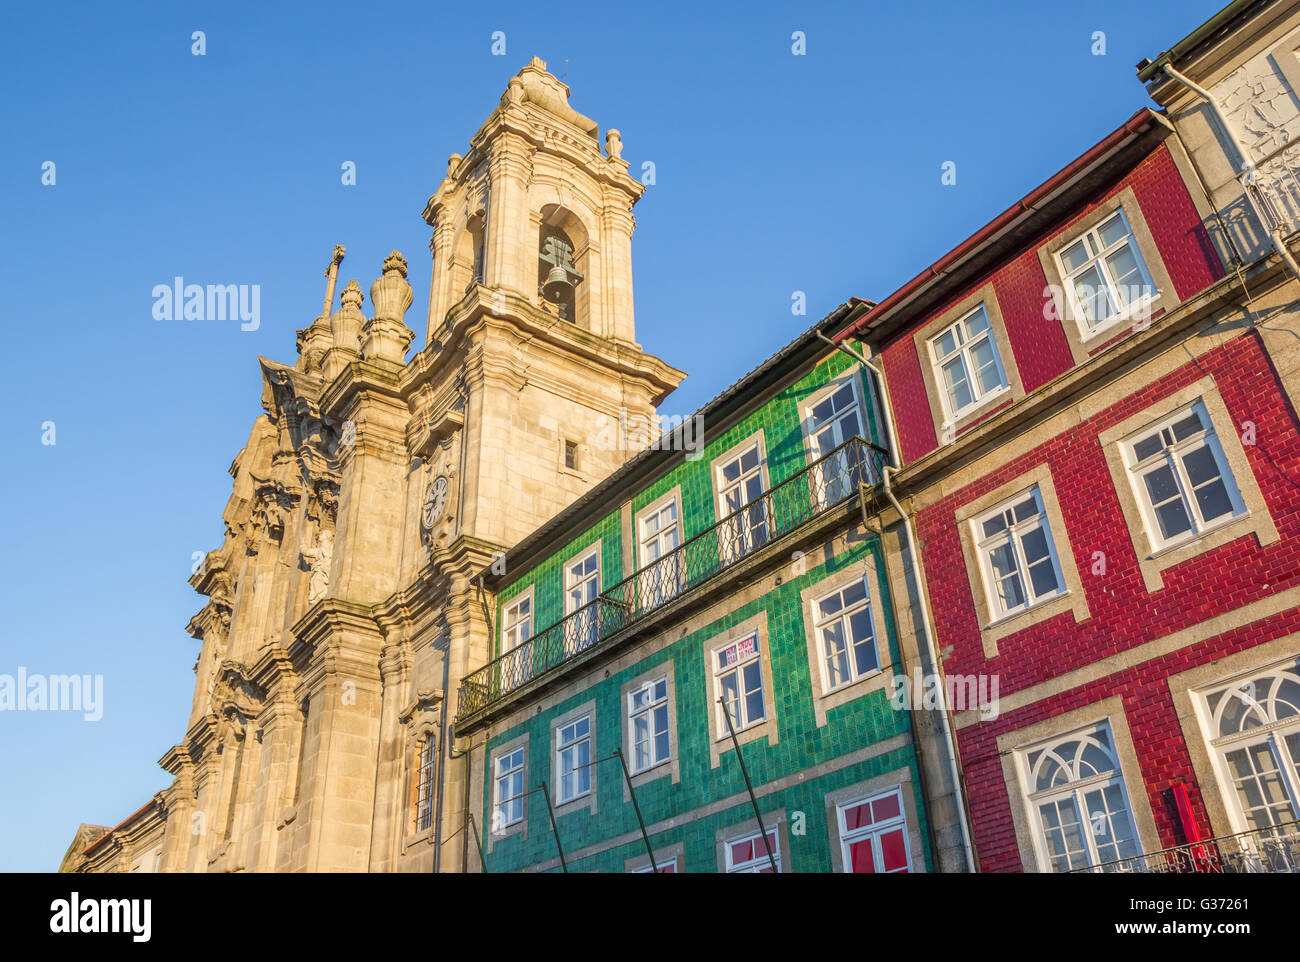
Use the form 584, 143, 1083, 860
64, 57, 683, 873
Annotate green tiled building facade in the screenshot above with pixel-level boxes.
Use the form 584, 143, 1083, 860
454, 304, 948, 873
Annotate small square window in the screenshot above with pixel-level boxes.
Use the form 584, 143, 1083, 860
1123, 400, 1245, 552
972, 485, 1066, 620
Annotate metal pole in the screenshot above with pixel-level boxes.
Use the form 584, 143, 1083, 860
615, 748, 658, 870
718, 696, 779, 872
538, 780, 569, 873
466, 811, 488, 873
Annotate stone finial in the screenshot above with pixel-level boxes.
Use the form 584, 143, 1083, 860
364, 251, 415, 364
502, 76, 524, 107
527, 55, 547, 71
340, 279, 364, 309
605, 129, 623, 160
446, 153, 461, 178
382, 250, 408, 278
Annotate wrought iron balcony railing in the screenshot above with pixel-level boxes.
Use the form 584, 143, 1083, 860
455, 436, 889, 724
1071, 822, 1300, 873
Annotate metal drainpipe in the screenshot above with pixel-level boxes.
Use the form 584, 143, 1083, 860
1163, 64, 1300, 284
817, 331, 976, 872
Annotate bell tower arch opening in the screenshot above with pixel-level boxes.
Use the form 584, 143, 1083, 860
537, 204, 589, 327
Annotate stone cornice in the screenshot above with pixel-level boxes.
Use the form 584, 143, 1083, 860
404, 286, 683, 403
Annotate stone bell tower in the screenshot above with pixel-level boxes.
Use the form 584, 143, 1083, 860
416, 54, 686, 552
96, 57, 683, 876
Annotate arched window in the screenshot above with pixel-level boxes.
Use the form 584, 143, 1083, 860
1203, 667, 1300, 836
452, 211, 486, 295
1020, 722, 1140, 871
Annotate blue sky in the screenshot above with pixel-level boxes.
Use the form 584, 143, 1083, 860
0, 0, 1223, 871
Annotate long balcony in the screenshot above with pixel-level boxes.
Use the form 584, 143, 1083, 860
1071, 822, 1300, 873
455, 436, 890, 728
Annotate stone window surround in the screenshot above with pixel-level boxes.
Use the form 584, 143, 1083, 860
715, 807, 789, 873
1167, 635, 1300, 839
911, 283, 1024, 442
703, 611, 779, 769
623, 839, 685, 874
954, 464, 1090, 659
800, 555, 894, 727
996, 696, 1161, 873
549, 699, 598, 818
633, 486, 683, 572
1097, 374, 1279, 592
403, 719, 440, 846
708, 430, 770, 527
822, 767, 927, 873
498, 584, 535, 658
1038, 185, 1177, 366
619, 659, 681, 797
558, 434, 585, 481
797, 364, 872, 455
486, 732, 529, 854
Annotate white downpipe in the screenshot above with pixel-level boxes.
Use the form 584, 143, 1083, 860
818, 331, 976, 872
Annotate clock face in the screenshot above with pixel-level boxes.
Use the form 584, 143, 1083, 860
422, 476, 449, 529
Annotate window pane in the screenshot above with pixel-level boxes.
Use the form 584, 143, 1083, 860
1062, 239, 1089, 272
1104, 245, 1147, 306
965, 307, 991, 336
844, 802, 872, 831
1097, 214, 1128, 248
1071, 266, 1112, 323
872, 793, 901, 822
1180, 444, 1222, 488
849, 838, 876, 873
935, 329, 959, 357
1194, 478, 1233, 523
942, 358, 973, 411
1133, 434, 1164, 461
1028, 556, 1060, 598
880, 829, 909, 872
970, 337, 1004, 395
1020, 525, 1050, 565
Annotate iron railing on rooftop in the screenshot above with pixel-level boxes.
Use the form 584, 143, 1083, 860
1070, 821, 1300, 874
456, 436, 889, 723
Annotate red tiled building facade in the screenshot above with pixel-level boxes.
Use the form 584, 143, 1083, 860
837, 0, 1300, 872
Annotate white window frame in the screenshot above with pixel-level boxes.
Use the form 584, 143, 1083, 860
1055, 207, 1157, 341
724, 827, 781, 873
502, 592, 532, 652
1122, 399, 1246, 554
714, 440, 769, 563
628, 675, 671, 775
802, 375, 871, 507
712, 631, 766, 737
636, 493, 684, 609
493, 746, 525, 830
836, 787, 912, 873
1199, 667, 1300, 837
1018, 722, 1143, 872
813, 578, 881, 694
971, 485, 1067, 621
554, 714, 592, 805
927, 303, 1009, 422
563, 546, 600, 654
